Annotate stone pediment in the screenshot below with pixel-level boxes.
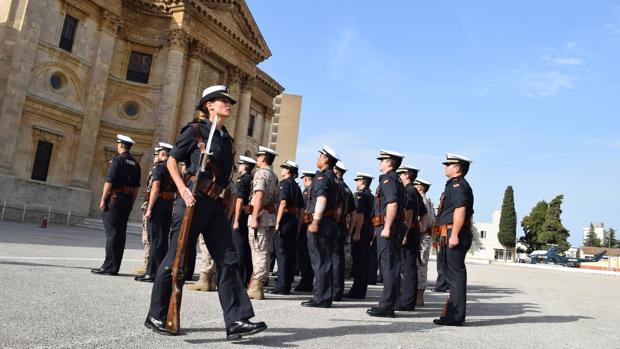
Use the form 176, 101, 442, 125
192, 0, 271, 62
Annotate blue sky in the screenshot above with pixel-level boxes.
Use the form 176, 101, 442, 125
247, 1, 620, 247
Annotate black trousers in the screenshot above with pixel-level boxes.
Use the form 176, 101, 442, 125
348, 223, 372, 297
232, 212, 252, 285
307, 217, 338, 305
375, 222, 405, 310
274, 214, 298, 291
332, 223, 347, 299
145, 199, 174, 277
101, 193, 134, 273
400, 229, 420, 308
368, 237, 379, 284
148, 196, 254, 327
296, 223, 314, 288
440, 229, 472, 323
435, 245, 449, 291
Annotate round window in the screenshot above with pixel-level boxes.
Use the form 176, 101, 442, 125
123, 102, 140, 118
50, 74, 63, 90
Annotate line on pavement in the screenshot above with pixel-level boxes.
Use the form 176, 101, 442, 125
0, 256, 143, 262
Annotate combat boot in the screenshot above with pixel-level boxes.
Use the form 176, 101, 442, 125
132, 258, 148, 275
187, 272, 211, 292
207, 273, 217, 291
416, 289, 425, 306
247, 279, 264, 300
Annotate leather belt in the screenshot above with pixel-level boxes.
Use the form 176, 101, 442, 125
433, 224, 452, 237
302, 209, 338, 223
303, 213, 313, 224
283, 207, 299, 215
185, 174, 223, 200
248, 204, 276, 215
158, 191, 175, 201
112, 186, 137, 195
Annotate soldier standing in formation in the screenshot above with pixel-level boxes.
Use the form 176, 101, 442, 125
247, 146, 279, 300
333, 161, 356, 301
302, 145, 340, 308
271, 160, 305, 295
145, 85, 265, 339
133, 148, 160, 276
92, 134, 141, 276
434, 153, 474, 326
232, 156, 257, 287
414, 178, 434, 306
396, 165, 427, 311
294, 170, 315, 292
344, 172, 374, 299
136, 142, 175, 283
367, 150, 406, 318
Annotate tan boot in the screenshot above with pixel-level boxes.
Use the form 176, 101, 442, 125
187, 272, 211, 292
415, 289, 425, 306
247, 279, 264, 300
207, 273, 217, 291
132, 258, 148, 275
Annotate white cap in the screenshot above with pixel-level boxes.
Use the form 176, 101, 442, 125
414, 178, 431, 187
116, 134, 135, 145
256, 145, 278, 157
196, 85, 237, 109
396, 164, 420, 173
354, 172, 374, 180
335, 161, 347, 172
158, 142, 173, 152
376, 149, 404, 160
318, 144, 339, 160
443, 153, 473, 165
280, 160, 299, 169
301, 170, 316, 178
238, 156, 257, 165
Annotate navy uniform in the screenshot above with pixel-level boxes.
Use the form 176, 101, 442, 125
344, 172, 374, 299
271, 160, 305, 294
136, 143, 176, 283
92, 134, 141, 275
367, 150, 406, 318
333, 161, 356, 301
396, 165, 428, 311
301, 145, 340, 308
433, 153, 474, 326
146, 85, 265, 339
232, 156, 256, 286
294, 170, 315, 292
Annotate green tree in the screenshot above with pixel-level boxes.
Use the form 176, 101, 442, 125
539, 194, 571, 251
498, 186, 517, 254
519, 200, 548, 253
584, 223, 601, 247
602, 227, 617, 248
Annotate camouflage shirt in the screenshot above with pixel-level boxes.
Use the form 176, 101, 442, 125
249, 166, 279, 227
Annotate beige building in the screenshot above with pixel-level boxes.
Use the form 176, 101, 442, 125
0, 0, 289, 222
269, 93, 302, 170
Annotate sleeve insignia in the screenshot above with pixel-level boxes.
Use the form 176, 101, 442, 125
453, 184, 460, 188
383, 179, 389, 184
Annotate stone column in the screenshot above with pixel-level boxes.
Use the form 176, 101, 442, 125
233, 74, 254, 154
263, 107, 274, 147
224, 67, 242, 136
0, 0, 50, 175
68, 10, 121, 188
154, 29, 188, 145
175, 41, 205, 134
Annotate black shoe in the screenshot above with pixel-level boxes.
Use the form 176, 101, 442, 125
90, 268, 118, 276
433, 318, 464, 326
333, 295, 342, 302
267, 288, 290, 295
134, 274, 155, 283
432, 288, 448, 293
343, 292, 365, 299
366, 307, 395, 318
293, 284, 313, 292
144, 316, 177, 335
226, 319, 267, 340
397, 304, 416, 312
301, 300, 331, 308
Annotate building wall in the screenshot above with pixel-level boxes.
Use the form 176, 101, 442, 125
269, 93, 302, 170
582, 223, 606, 245
0, 0, 286, 222
469, 210, 515, 261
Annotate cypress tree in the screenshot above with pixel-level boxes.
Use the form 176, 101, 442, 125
540, 194, 571, 251
498, 186, 517, 252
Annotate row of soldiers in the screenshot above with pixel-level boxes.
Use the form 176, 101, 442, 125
90, 85, 474, 340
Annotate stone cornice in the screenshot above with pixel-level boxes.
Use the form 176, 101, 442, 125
255, 67, 284, 97
168, 29, 189, 50
101, 10, 123, 34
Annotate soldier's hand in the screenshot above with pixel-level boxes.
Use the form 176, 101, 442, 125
352, 232, 361, 242
181, 186, 196, 207
448, 235, 459, 248
144, 209, 151, 219
381, 227, 391, 239
233, 220, 239, 230
250, 217, 259, 230
99, 199, 105, 210
275, 224, 280, 232
308, 220, 319, 234
402, 235, 408, 246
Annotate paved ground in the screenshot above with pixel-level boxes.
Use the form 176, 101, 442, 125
1, 221, 619, 348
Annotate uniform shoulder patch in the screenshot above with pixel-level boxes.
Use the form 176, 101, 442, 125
453, 183, 460, 188
383, 179, 390, 184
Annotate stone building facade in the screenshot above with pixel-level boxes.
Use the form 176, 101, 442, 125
0, 0, 284, 221
269, 94, 302, 170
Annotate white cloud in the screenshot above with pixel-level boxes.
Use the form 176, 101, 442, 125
543, 55, 582, 66
520, 70, 575, 97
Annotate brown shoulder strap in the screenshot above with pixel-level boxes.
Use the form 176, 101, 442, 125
191, 123, 206, 154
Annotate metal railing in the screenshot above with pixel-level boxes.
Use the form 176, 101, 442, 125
0, 200, 86, 225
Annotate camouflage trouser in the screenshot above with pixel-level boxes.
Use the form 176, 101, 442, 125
141, 215, 150, 260
417, 233, 432, 289
248, 226, 275, 282
198, 234, 216, 275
